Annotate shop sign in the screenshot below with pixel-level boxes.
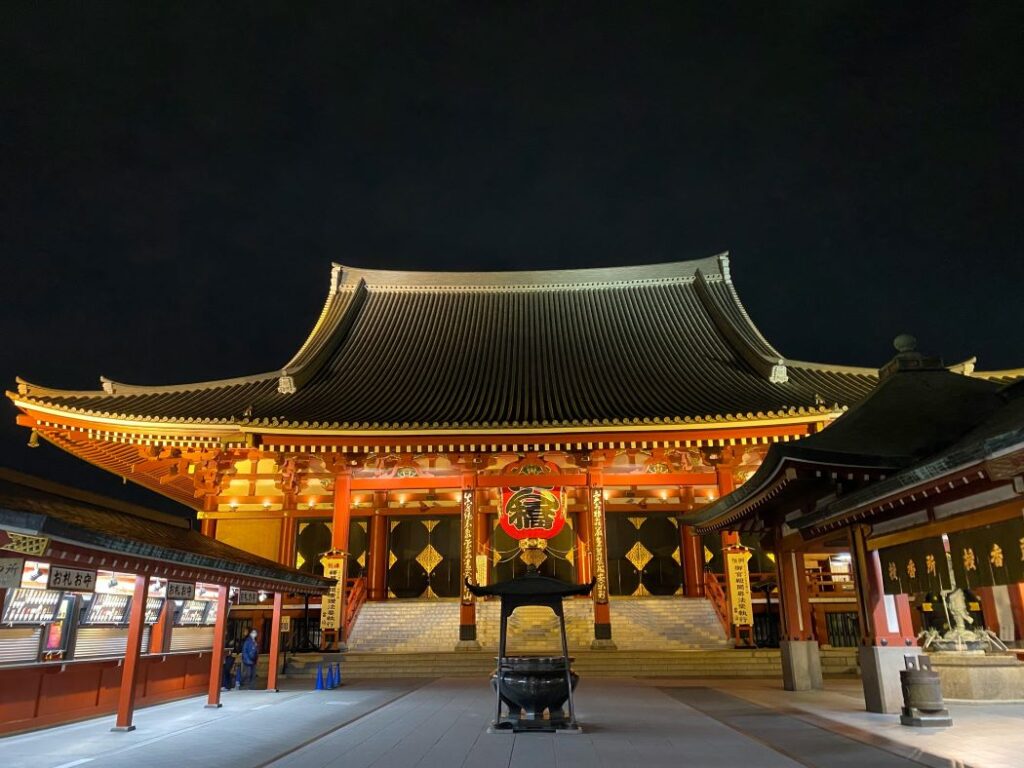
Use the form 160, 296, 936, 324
949, 516, 1024, 589
879, 537, 951, 595
0, 530, 49, 557
48, 565, 97, 592
166, 581, 196, 600
320, 551, 345, 631
499, 486, 566, 540
280, 615, 292, 633
238, 590, 258, 605
725, 547, 753, 627
0, 556, 24, 589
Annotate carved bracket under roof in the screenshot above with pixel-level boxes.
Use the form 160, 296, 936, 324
192, 451, 237, 499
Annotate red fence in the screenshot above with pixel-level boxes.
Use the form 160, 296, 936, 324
0, 651, 211, 736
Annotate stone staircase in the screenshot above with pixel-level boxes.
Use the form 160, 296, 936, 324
346, 597, 730, 654
270, 598, 858, 681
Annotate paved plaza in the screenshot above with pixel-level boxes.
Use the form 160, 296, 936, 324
3, 677, 1022, 768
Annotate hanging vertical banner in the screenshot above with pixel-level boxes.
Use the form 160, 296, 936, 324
725, 547, 753, 627
590, 489, 608, 603
500, 486, 566, 539
461, 489, 476, 603
948, 517, 1024, 589
320, 551, 345, 631
878, 537, 951, 595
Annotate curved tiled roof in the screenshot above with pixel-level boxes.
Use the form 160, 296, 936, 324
12, 254, 882, 431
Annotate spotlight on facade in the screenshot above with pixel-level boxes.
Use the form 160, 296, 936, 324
258, 590, 267, 602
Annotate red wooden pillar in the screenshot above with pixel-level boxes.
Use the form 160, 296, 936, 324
111, 573, 150, 731
575, 492, 593, 586
368, 511, 388, 601
976, 586, 1000, 636
205, 585, 230, 708
1008, 583, 1024, 641
716, 462, 741, 550
850, 526, 915, 647
330, 473, 352, 646
775, 542, 813, 642
278, 515, 297, 567
201, 495, 218, 538
680, 524, 705, 597
149, 593, 170, 654
331, 473, 352, 552
266, 591, 283, 692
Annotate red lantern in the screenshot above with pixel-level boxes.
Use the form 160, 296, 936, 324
499, 486, 566, 540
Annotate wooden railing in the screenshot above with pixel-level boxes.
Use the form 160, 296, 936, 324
805, 568, 856, 597
343, 577, 367, 642
703, 570, 731, 635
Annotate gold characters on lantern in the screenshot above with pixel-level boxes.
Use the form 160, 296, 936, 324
925, 553, 937, 575
906, 559, 917, 579
887, 561, 898, 581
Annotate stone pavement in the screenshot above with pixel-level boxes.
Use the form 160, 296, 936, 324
2, 677, 1021, 768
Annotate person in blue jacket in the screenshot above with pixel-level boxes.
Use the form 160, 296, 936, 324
241, 629, 259, 688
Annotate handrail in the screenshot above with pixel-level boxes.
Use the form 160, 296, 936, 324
343, 576, 367, 642
703, 570, 730, 635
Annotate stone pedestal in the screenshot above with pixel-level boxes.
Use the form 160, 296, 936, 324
929, 652, 1024, 701
780, 640, 823, 691
859, 645, 920, 713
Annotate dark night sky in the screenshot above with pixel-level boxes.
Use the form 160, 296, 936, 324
2, 4, 1022, 517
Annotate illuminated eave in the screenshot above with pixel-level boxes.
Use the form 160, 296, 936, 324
13, 395, 844, 441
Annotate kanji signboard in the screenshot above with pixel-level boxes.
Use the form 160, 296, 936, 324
48, 565, 97, 592
725, 548, 753, 627
320, 551, 345, 631
0, 556, 23, 589
166, 581, 196, 600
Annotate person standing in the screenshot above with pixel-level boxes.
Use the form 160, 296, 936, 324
241, 629, 259, 688
221, 640, 236, 690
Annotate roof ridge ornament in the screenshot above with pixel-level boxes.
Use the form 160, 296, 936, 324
878, 333, 945, 381
768, 361, 789, 384
717, 251, 731, 282
277, 370, 297, 395
329, 264, 342, 295
101, 376, 116, 394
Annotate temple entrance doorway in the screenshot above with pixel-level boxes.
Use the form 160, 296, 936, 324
386, 517, 461, 598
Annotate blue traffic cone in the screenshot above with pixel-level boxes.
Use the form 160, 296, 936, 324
334, 662, 342, 687
315, 663, 325, 690
235, 663, 243, 690
327, 663, 336, 689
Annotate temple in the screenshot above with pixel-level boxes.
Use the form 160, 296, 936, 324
9, 253, 1020, 660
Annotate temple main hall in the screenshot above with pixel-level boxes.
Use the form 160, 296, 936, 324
8, 253, 1020, 663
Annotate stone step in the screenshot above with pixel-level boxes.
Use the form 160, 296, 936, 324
269, 649, 861, 679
